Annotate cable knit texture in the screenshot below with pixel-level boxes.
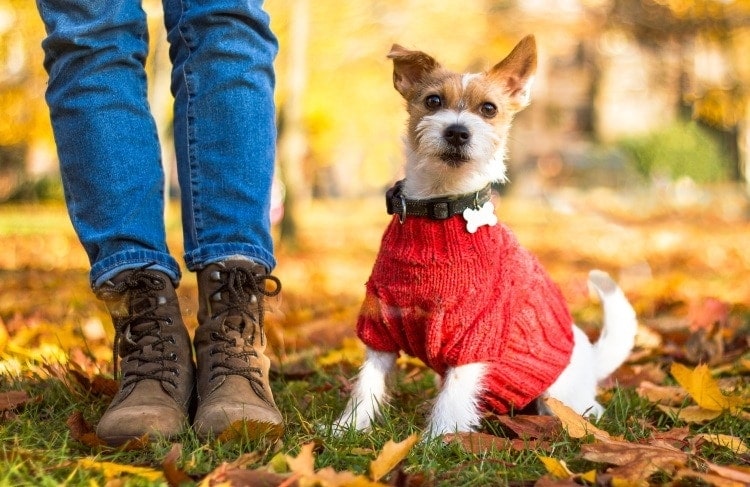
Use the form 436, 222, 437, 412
357, 212, 574, 414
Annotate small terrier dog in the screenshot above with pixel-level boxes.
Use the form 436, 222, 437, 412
333, 36, 637, 438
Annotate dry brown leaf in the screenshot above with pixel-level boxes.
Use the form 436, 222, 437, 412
581, 438, 688, 481
674, 468, 746, 487
0, 389, 29, 412
443, 432, 514, 455
705, 461, 750, 484
200, 462, 293, 487
216, 419, 284, 443
496, 414, 561, 439
91, 375, 119, 397
369, 434, 418, 482
162, 443, 193, 487
543, 397, 611, 440
636, 381, 688, 406
657, 404, 723, 423
66, 410, 107, 448
609, 362, 666, 388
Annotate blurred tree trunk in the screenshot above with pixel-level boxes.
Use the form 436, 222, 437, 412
276, 0, 310, 246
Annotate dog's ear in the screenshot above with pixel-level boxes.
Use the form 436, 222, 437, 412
488, 35, 537, 111
388, 44, 441, 98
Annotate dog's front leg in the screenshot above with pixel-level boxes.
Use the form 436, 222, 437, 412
426, 362, 487, 438
333, 348, 397, 434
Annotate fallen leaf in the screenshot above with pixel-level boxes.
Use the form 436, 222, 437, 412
496, 414, 561, 439
369, 434, 418, 482
696, 433, 750, 454
581, 438, 688, 481
636, 381, 688, 406
0, 389, 29, 412
216, 419, 284, 443
285, 442, 316, 478
656, 404, 723, 423
317, 337, 365, 367
443, 432, 513, 455
0, 317, 8, 353
66, 411, 107, 448
200, 462, 293, 487
162, 443, 193, 487
543, 397, 610, 440
674, 468, 746, 487
705, 461, 750, 484
670, 363, 745, 412
315, 467, 382, 487
538, 456, 573, 479
77, 457, 164, 482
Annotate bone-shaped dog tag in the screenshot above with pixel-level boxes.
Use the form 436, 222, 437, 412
463, 201, 497, 233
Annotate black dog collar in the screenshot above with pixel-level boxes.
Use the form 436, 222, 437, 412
385, 179, 493, 223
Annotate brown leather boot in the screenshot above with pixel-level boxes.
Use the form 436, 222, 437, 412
193, 260, 283, 440
95, 269, 195, 446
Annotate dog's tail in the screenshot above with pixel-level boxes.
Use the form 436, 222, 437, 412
588, 270, 638, 381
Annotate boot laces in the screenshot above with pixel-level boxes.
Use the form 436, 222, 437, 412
97, 269, 179, 389
208, 266, 281, 404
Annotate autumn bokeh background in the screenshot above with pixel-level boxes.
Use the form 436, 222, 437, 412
1, 0, 750, 370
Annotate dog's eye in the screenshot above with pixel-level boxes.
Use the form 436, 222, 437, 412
480, 102, 497, 118
424, 95, 442, 110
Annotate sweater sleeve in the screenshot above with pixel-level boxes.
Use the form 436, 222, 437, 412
356, 290, 401, 353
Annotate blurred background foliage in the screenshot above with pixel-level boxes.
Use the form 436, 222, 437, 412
1, 0, 750, 208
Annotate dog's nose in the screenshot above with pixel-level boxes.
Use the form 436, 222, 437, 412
443, 124, 471, 147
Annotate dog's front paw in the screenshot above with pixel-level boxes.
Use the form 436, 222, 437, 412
331, 404, 376, 436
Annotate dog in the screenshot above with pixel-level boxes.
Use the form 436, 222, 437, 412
333, 35, 638, 438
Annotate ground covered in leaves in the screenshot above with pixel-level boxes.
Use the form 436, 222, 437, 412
0, 183, 749, 486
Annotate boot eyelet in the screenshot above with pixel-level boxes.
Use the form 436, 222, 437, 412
169, 352, 177, 361
210, 331, 220, 340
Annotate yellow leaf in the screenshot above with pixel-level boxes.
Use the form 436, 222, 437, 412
657, 404, 723, 423
579, 470, 597, 484
77, 457, 164, 481
538, 456, 572, 479
697, 434, 750, 454
286, 442, 316, 477
670, 363, 744, 412
0, 318, 8, 353
369, 434, 418, 481
314, 467, 383, 487
317, 337, 365, 367
543, 397, 611, 440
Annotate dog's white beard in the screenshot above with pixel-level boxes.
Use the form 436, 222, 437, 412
404, 111, 508, 198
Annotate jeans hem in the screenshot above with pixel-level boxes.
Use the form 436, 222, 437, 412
90, 250, 182, 289
184, 243, 276, 272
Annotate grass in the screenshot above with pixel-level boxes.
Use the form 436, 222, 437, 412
2, 355, 748, 485
1, 195, 749, 485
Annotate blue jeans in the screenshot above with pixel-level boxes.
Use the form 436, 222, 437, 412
36, 0, 278, 288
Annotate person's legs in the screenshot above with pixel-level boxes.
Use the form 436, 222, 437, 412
36, 0, 181, 287
162, 0, 282, 438
36, 0, 193, 445
163, 0, 278, 272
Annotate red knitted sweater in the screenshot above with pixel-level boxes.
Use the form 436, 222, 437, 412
357, 212, 574, 414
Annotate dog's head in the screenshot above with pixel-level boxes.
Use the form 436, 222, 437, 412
388, 36, 537, 199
